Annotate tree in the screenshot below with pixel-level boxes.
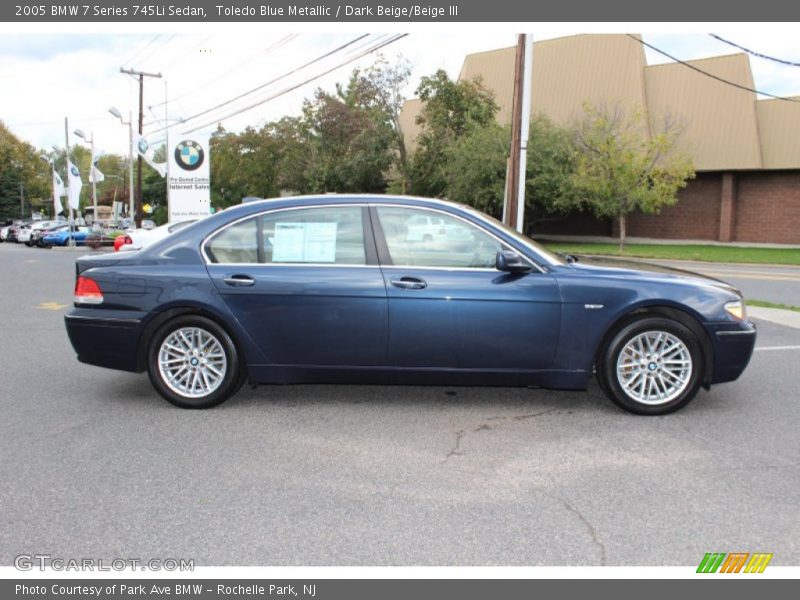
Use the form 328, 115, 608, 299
274, 69, 398, 195
355, 56, 412, 193
439, 115, 581, 231
571, 105, 695, 250
0, 120, 49, 219
441, 121, 509, 217
523, 116, 582, 233
409, 70, 498, 197
211, 124, 282, 209
141, 145, 167, 218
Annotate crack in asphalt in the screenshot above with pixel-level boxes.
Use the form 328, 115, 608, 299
443, 408, 561, 462
444, 430, 465, 461
559, 496, 607, 566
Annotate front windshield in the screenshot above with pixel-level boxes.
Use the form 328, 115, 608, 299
459, 205, 566, 266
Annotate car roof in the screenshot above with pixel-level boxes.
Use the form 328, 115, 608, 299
226, 194, 467, 221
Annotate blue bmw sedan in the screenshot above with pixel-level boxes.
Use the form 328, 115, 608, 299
65, 195, 756, 414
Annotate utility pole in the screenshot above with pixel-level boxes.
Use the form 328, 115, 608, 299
120, 67, 161, 227
19, 182, 24, 219
503, 34, 534, 234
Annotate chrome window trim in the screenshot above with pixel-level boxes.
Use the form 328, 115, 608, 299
371, 203, 546, 274
200, 203, 368, 266
201, 200, 547, 274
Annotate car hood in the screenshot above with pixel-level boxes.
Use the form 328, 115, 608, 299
564, 255, 742, 296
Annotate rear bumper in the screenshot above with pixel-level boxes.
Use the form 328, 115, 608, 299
64, 309, 144, 372
709, 320, 757, 384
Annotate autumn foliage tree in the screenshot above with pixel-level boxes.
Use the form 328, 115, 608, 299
571, 105, 695, 250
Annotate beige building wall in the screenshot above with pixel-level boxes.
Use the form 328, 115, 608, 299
529, 34, 649, 127
398, 33, 800, 171
644, 54, 763, 171
756, 96, 800, 169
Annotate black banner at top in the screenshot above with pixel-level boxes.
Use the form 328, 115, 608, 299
3, 0, 800, 22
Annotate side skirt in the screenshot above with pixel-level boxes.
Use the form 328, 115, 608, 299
247, 364, 590, 390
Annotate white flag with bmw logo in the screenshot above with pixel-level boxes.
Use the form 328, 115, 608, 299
132, 133, 167, 178
89, 150, 105, 183
66, 161, 82, 210
53, 170, 65, 215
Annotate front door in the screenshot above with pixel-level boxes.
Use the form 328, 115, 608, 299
371, 205, 561, 372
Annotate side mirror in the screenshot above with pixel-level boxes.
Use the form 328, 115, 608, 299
496, 250, 532, 273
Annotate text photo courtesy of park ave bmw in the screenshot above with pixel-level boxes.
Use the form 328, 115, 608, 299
1, 1, 800, 590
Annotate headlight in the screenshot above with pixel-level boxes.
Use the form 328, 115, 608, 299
724, 300, 746, 321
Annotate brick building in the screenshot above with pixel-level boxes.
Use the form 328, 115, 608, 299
398, 34, 800, 244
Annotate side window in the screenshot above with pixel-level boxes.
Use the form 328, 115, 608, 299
375, 207, 504, 269
206, 217, 258, 264
262, 206, 365, 265
206, 206, 366, 265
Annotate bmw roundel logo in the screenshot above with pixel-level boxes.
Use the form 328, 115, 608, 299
70, 165, 79, 177
174, 140, 204, 171
137, 138, 150, 154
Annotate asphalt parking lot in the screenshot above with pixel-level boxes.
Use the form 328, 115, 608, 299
0, 242, 798, 566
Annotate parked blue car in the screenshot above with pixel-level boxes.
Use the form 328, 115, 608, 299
43, 225, 92, 246
64, 195, 755, 414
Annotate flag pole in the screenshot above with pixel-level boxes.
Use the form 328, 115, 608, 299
64, 116, 74, 247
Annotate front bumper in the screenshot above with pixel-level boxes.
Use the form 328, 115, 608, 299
709, 319, 757, 384
64, 308, 145, 372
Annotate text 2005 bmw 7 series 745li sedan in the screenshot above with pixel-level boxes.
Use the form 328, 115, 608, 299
65, 195, 756, 414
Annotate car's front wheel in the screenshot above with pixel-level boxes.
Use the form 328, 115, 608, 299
597, 317, 704, 415
147, 316, 242, 408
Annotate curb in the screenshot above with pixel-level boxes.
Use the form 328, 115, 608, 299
748, 306, 800, 330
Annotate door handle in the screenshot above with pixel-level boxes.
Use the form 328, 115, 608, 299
390, 276, 427, 290
223, 274, 255, 287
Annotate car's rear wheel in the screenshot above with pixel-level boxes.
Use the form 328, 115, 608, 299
596, 317, 704, 415
147, 316, 242, 408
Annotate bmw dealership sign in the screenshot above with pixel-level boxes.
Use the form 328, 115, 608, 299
168, 134, 211, 222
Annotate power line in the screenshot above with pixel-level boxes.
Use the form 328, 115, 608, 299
131, 33, 178, 70
121, 34, 162, 67
709, 34, 800, 68
629, 35, 800, 103
169, 34, 370, 130
160, 34, 214, 73
181, 34, 408, 135
148, 34, 300, 111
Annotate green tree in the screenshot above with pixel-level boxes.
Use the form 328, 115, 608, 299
523, 115, 581, 233
439, 116, 580, 233
0, 120, 49, 219
211, 124, 282, 209
571, 105, 695, 250
354, 56, 411, 193
141, 145, 167, 219
409, 70, 499, 197
441, 121, 509, 217
275, 69, 398, 195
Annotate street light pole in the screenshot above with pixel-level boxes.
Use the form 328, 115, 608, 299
109, 107, 135, 226
74, 129, 96, 225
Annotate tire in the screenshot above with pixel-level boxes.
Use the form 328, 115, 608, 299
422, 234, 433, 243
596, 316, 704, 415
147, 315, 242, 409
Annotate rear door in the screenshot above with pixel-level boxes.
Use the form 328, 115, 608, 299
371, 205, 561, 371
204, 204, 388, 367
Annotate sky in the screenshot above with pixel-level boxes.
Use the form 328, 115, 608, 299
2, 29, 799, 159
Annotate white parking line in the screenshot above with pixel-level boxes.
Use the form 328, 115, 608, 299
754, 345, 800, 352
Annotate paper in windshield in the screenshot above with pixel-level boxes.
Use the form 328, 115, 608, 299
272, 222, 338, 263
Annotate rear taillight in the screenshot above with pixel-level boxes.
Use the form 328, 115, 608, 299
124, 235, 133, 245
74, 276, 103, 305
